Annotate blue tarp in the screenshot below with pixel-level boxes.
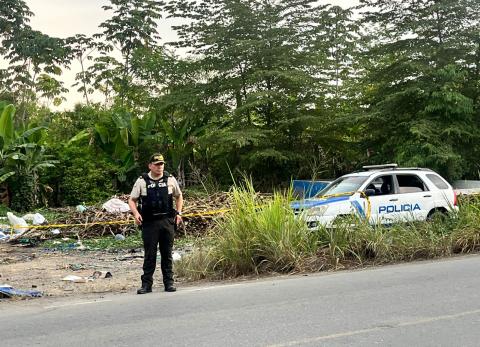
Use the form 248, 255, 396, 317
292, 180, 331, 198
0, 286, 43, 298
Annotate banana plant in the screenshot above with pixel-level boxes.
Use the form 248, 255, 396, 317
0, 102, 57, 210
159, 117, 209, 188
69, 108, 157, 182
0, 102, 17, 185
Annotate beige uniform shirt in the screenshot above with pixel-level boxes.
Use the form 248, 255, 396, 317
130, 172, 182, 200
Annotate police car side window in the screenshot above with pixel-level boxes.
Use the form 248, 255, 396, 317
365, 175, 394, 195
426, 174, 449, 189
396, 174, 428, 193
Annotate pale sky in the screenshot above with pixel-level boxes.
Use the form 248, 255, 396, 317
21, 0, 358, 109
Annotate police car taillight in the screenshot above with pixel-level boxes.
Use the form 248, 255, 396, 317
453, 191, 458, 206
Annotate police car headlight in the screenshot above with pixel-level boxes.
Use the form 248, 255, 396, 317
305, 206, 328, 217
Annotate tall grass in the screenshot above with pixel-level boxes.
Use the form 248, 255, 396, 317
176, 180, 319, 279
176, 193, 480, 280
317, 196, 480, 268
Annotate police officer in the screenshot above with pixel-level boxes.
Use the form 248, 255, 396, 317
128, 153, 183, 294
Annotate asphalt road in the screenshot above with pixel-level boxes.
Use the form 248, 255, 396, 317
2, 255, 480, 347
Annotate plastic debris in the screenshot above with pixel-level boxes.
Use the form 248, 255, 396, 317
51, 229, 61, 235
0, 232, 8, 242
172, 251, 182, 262
32, 213, 46, 225
114, 234, 125, 241
22, 213, 46, 225
6, 212, 29, 234
76, 204, 87, 213
61, 275, 88, 283
102, 198, 130, 213
0, 284, 43, 298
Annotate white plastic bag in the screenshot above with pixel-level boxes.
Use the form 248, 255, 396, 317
172, 251, 182, 262
6, 212, 29, 234
102, 198, 130, 213
23, 213, 46, 225
61, 275, 87, 283
32, 213, 46, 225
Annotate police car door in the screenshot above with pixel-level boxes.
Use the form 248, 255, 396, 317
363, 174, 397, 225
393, 173, 432, 221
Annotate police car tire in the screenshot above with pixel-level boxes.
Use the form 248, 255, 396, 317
426, 209, 447, 222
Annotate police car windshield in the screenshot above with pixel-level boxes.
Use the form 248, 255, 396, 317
316, 176, 368, 197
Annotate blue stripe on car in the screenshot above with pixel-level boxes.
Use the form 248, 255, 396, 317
351, 200, 366, 218
290, 196, 350, 209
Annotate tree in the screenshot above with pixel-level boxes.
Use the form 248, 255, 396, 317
356, 0, 480, 179
1, 4, 72, 124
167, 0, 349, 183
67, 34, 98, 106
88, 0, 165, 107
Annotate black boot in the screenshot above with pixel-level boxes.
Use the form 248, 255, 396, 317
164, 284, 176, 292
137, 285, 152, 294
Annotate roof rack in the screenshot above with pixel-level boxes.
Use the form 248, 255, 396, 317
362, 163, 398, 171
359, 164, 434, 173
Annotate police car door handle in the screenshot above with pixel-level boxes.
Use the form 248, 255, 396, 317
389, 198, 398, 201
423, 194, 432, 198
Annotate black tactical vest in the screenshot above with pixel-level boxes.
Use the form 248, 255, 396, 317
139, 172, 174, 220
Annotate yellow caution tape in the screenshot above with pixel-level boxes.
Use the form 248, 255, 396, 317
6, 208, 233, 235
5, 191, 371, 236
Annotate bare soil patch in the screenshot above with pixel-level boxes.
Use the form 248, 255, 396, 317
0, 243, 185, 300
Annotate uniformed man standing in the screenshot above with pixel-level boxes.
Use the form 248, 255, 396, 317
128, 153, 183, 294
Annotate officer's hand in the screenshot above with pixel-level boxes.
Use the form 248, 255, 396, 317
134, 212, 143, 225
175, 215, 182, 225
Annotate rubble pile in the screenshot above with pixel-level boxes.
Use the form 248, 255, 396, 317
2, 191, 273, 243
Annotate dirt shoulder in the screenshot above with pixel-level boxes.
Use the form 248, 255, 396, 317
0, 243, 188, 301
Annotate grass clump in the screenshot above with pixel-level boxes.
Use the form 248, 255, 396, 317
177, 190, 480, 280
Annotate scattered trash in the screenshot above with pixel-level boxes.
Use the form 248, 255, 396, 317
0, 284, 42, 298
91, 271, 112, 279
76, 204, 87, 213
61, 275, 88, 283
22, 213, 46, 225
114, 234, 125, 241
6, 212, 29, 234
102, 198, 130, 213
62, 271, 112, 283
0, 231, 8, 242
51, 229, 61, 235
172, 251, 182, 262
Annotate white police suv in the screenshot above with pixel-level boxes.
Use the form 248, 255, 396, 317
291, 164, 458, 228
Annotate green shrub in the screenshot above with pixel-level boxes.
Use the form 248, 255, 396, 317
46, 145, 119, 206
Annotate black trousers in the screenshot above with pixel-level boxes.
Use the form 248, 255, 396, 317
141, 217, 175, 288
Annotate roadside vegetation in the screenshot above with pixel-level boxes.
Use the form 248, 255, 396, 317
1, 1, 480, 283
176, 191, 480, 280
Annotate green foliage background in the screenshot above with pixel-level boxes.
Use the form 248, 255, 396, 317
0, 0, 479, 207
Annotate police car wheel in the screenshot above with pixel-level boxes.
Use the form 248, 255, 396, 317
426, 209, 447, 222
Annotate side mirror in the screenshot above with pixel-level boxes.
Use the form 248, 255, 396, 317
364, 188, 376, 196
